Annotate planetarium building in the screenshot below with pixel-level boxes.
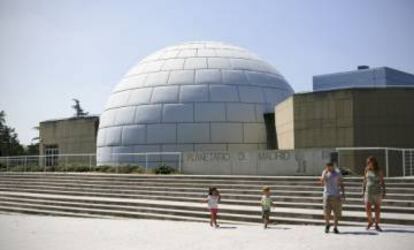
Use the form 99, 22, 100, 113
97, 41, 294, 164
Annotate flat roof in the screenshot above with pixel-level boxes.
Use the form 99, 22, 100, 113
295, 86, 414, 96
40, 115, 99, 124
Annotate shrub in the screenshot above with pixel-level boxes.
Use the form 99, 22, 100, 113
8, 165, 26, 172
118, 165, 145, 174
0, 163, 146, 174
153, 164, 176, 175
93, 165, 144, 174
65, 164, 91, 172
29, 165, 45, 172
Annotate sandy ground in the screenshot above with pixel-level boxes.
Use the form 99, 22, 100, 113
0, 214, 413, 250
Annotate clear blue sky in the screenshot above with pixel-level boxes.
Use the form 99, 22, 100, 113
1, 0, 413, 145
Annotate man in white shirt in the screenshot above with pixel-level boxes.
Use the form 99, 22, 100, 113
320, 162, 345, 234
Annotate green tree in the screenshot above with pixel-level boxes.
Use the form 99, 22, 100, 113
0, 110, 25, 156
26, 142, 39, 155
26, 126, 40, 155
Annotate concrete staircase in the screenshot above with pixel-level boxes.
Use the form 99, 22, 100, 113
0, 173, 413, 226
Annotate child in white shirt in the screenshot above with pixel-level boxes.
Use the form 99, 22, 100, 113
206, 187, 221, 228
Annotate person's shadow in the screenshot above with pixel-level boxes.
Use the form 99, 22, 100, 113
340, 231, 378, 235
265, 226, 290, 230
339, 228, 414, 235
381, 229, 414, 234
216, 226, 237, 229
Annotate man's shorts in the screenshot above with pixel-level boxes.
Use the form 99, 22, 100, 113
323, 196, 342, 218
262, 209, 271, 219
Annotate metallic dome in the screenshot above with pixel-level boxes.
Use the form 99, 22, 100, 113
97, 41, 293, 164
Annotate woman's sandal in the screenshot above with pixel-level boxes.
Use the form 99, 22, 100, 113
375, 224, 383, 232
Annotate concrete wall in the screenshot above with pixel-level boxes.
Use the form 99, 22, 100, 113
275, 90, 355, 149
275, 97, 295, 149
353, 89, 414, 147
39, 116, 99, 155
182, 149, 332, 176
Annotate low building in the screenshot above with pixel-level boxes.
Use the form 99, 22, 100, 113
39, 116, 99, 166
276, 72, 414, 176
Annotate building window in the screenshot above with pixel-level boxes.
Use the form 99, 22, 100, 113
44, 145, 59, 166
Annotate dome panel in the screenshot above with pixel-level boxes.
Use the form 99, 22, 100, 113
161, 58, 185, 70
209, 84, 239, 102
195, 69, 222, 84
122, 125, 146, 145
179, 85, 209, 102
114, 106, 135, 126
134, 104, 162, 123
197, 49, 217, 57
184, 57, 207, 69
222, 70, 248, 84
127, 88, 152, 106
168, 70, 195, 85
207, 57, 232, 69
150, 85, 179, 103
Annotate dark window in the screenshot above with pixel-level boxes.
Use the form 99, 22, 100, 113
44, 145, 59, 166
264, 113, 277, 149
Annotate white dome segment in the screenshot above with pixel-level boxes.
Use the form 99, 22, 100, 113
97, 41, 294, 164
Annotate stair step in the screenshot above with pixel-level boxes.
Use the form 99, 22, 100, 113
0, 200, 369, 226
0, 187, 412, 208
0, 192, 413, 225
0, 173, 412, 226
1, 184, 413, 201
1, 173, 412, 182
0, 205, 107, 219
1, 180, 413, 196
0, 192, 414, 214
1, 191, 414, 214
1, 177, 413, 189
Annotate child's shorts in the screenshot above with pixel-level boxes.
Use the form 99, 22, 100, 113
262, 209, 270, 218
209, 208, 218, 215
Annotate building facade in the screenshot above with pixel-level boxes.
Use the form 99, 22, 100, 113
39, 116, 99, 165
275, 88, 414, 149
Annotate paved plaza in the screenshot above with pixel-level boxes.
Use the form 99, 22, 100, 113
1, 214, 413, 250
